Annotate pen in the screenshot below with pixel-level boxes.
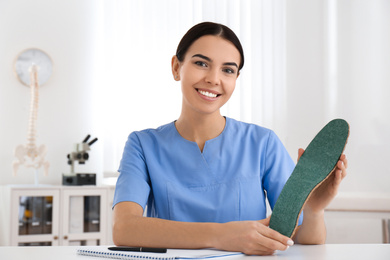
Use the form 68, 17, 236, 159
108, 246, 167, 253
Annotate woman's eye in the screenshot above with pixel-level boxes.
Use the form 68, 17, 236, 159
223, 68, 235, 74
195, 61, 207, 67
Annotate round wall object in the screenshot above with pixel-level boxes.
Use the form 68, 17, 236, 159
14, 48, 53, 86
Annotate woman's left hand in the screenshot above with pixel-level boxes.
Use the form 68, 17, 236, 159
297, 148, 348, 214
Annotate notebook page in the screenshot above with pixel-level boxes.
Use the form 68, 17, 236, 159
77, 247, 243, 260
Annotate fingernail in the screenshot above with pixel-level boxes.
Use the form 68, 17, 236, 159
287, 240, 294, 246
286, 246, 290, 250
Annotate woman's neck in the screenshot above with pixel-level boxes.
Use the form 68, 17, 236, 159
175, 112, 226, 152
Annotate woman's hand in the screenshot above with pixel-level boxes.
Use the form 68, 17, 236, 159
298, 148, 348, 214
214, 217, 294, 256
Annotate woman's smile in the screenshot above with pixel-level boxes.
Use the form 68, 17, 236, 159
196, 88, 221, 100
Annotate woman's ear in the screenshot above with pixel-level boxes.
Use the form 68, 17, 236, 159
171, 55, 181, 81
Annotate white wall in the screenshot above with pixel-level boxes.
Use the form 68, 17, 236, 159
0, 0, 104, 185
335, 0, 390, 192
1, 0, 389, 194
284, 0, 390, 193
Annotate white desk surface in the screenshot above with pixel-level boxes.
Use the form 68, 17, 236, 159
1, 244, 389, 260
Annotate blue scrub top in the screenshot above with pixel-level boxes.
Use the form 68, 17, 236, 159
114, 117, 300, 223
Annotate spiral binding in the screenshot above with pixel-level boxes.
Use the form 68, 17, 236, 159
77, 249, 176, 260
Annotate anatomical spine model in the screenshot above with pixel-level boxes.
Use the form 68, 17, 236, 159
13, 64, 50, 177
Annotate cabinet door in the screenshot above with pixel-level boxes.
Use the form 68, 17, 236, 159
11, 188, 60, 246
61, 188, 108, 246
325, 210, 390, 243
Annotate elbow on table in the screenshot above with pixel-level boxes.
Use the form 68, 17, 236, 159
112, 219, 141, 246
112, 221, 127, 246
112, 201, 145, 246
293, 226, 327, 245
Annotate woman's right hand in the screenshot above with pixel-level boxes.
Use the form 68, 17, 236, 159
213, 216, 293, 256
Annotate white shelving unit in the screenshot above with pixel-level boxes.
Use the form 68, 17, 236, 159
0, 185, 110, 246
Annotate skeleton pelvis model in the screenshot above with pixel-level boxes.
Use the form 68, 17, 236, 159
13, 64, 50, 177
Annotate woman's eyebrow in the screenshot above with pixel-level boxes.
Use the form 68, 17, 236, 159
192, 54, 211, 61
223, 62, 238, 68
192, 54, 238, 68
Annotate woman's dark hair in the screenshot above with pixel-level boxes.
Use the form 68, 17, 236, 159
176, 22, 244, 71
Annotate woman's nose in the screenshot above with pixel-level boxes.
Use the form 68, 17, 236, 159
205, 69, 221, 85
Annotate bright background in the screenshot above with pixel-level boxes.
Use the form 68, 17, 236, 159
0, 0, 389, 194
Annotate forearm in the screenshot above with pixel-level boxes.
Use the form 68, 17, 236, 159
112, 202, 292, 255
113, 214, 220, 249
293, 209, 326, 245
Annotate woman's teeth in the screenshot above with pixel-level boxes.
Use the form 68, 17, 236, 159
198, 90, 218, 98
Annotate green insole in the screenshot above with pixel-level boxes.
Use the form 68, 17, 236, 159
269, 119, 349, 238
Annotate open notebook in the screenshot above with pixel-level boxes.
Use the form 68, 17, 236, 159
77, 247, 243, 260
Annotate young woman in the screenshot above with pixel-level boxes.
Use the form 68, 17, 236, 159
112, 22, 348, 256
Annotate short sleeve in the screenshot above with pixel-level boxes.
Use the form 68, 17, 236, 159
113, 132, 151, 210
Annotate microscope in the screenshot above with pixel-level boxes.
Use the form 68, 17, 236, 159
62, 135, 98, 186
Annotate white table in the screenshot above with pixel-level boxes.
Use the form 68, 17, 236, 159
1, 244, 389, 260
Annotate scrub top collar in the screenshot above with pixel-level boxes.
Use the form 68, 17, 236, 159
172, 116, 229, 149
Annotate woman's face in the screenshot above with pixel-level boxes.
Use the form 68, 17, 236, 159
172, 35, 241, 116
